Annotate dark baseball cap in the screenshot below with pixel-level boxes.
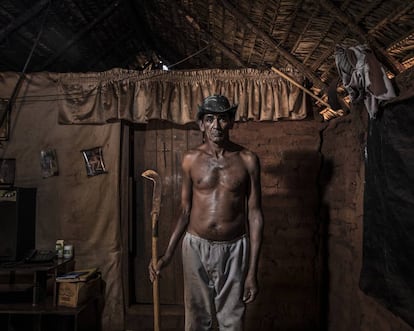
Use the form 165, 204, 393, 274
197, 95, 238, 120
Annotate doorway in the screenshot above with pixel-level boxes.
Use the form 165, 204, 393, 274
131, 120, 202, 305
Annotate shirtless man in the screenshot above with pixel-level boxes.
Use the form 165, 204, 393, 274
149, 94, 264, 331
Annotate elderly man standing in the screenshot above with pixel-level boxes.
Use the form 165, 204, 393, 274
149, 94, 264, 331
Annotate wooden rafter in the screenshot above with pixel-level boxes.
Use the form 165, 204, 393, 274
0, 2, 56, 71
66, 0, 109, 53
310, 0, 381, 73
318, 0, 404, 75
369, 2, 414, 35
282, 0, 304, 54
0, 0, 50, 44
1, 0, 413, 83
219, 0, 327, 89
387, 29, 414, 53
136, 0, 183, 67
86, 31, 135, 71
173, 3, 245, 67
295, 3, 321, 61
39, 0, 121, 70
313, 1, 413, 74
402, 56, 414, 68
309, 0, 353, 71
236, 1, 254, 64
155, 21, 212, 69
245, 1, 266, 64
258, 1, 280, 66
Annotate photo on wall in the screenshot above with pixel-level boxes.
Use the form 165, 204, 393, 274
0, 99, 9, 141
40, 149, 59, 178
0, 159, 15, 186
81, 146, 107, 177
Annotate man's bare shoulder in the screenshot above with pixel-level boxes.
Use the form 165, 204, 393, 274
239, 146, 258, 159
239, 148, 260, 170
181, 145, 206, 168
225, 142, 259, 171
183, 144, 206, 159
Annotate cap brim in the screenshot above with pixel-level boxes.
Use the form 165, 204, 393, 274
197, 104, 238, 119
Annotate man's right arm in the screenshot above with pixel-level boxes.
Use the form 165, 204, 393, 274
149, 152, 193, 282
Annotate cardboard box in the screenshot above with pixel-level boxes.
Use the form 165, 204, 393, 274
58, 275, 101, 308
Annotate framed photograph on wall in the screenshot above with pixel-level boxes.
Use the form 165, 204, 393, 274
40, 149, 59, 178
0, 159, 16, 186
0, 99, 9, 141
81, 146, 107, 177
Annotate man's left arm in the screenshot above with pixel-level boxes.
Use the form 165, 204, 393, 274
243, 152, 264, 304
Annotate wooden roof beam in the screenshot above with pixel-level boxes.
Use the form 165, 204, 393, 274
318, 0, 404, 75
126, 0, 159, 55
219, 0, 327, 89
0, 5, 53, 59
310, 0, 384, 73
86, 31, 136, 71
132, 0, 184, 69
369, 2, 414, 35
0, 0, 50, 44
39, 0, 121, 70
387, 29, 414, 53
311, 0, 409, 74
161, 25, 213, 69
173, 3, 245, 67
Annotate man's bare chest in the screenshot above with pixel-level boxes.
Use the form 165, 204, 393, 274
192, 157, 248, 192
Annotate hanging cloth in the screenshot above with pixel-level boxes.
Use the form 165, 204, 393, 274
335, 44, 396, 119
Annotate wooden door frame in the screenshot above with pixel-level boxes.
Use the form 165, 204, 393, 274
122, 121, 201, 328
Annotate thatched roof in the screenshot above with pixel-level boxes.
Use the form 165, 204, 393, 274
1, 0, 413, 91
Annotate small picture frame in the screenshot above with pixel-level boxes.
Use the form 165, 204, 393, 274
0, 99, 10, 141
81, 146, 107, 177
0, 159, 16, 186
40, 149, 59, 178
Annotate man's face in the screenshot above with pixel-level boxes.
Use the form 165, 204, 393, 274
199, 113, 233, 143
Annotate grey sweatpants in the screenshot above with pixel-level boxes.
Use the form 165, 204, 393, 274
182, 232, 249, 331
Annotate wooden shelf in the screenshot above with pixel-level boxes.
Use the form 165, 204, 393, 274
0, 296, 101, 331
0, 259, 101, 330
0, 284, 33, 292
0, 297, 98, 314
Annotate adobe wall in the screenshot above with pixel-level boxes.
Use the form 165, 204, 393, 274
232, 119, 325, 330
320, 107, 413, 331
233, 106, 414, 331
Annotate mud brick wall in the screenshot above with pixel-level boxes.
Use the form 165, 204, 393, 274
231, 120, 325, 331
320, 108, 414, 331
233, 108, 414, 331
319, 112, 366, 331
130, 110, 414, 331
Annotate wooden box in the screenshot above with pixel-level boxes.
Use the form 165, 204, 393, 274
57, 276, 100, 308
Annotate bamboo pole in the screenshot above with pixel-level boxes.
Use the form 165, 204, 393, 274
271, 66, 345, 121
271, 66, 331, 108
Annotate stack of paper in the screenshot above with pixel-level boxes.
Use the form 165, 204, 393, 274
56, 268, 99, 282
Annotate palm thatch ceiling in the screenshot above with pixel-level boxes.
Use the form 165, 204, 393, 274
1, 0, 414, 91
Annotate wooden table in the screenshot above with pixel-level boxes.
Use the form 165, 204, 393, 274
0, 258, 75, 306
0, 259, 101, 330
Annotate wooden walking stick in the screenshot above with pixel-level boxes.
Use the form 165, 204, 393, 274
142, 169, 162, 331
